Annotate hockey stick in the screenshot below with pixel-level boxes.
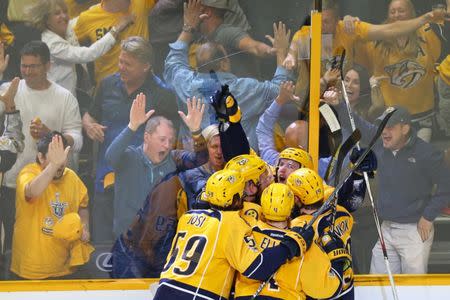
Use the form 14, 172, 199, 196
324, 128, 361, 184
305, 107, 395, 228
338, 52, 399, 300
328, 129, 361, 234
251, 107, 396, 299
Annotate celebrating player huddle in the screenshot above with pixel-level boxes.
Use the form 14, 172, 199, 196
153, 146, 373, 299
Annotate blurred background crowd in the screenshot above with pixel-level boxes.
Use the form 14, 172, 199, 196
0, 0, 449, 280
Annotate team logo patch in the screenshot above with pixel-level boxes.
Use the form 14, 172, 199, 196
245, 209, 259, 219
50, 196, 68, 219
226, 175, 236, 184
384, 59, 426, 89
41, 216, 54, 235
294, 178, 302, 186
316, 188, 322, 196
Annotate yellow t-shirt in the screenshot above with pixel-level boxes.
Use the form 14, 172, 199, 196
11, 163, 89, 279
355, 25, 441, 115
292, 21, 370, 99
73, 0, 156, 83
159, 209, 261, 299
64, 0, 99, 18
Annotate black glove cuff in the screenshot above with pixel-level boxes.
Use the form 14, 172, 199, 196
280, 235, 300, 260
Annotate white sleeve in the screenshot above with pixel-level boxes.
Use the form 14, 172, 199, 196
44, 29, 116, 64
61, 93, 83, 152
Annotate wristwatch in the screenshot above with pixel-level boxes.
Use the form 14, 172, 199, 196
182, 24, 195, 34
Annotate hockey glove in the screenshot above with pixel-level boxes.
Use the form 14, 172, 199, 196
210, 85, 241, 123
350, 148, 377, 177
320, 229, 351, 263
281, 225, 314, 260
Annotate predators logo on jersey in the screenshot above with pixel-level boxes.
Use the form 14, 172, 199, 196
384, 59, 426, 89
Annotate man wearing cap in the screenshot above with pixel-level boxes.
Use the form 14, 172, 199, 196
11, 132, 91, 279
179, 124, 225, 207
325, 98, 450, 274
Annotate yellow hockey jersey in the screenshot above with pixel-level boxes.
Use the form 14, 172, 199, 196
240, 201, 262, 224
157, 209, 264, 299
235, 220, 341, 300
292, 205, 354, 297
355, 24, 441, 116
291, 21, 370, 100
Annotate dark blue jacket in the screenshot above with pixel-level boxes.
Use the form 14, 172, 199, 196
336, 104, 450, 223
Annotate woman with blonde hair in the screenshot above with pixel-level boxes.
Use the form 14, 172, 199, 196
26, 0, 133, 96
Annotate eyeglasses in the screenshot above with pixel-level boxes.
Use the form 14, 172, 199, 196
20, 64, 43, 70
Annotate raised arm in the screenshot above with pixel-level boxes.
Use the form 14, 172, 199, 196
257, 81, 299, 165
106, 93, 154, 169
367, 11, 442, 40
164, 0, 207, 88
48, 15, 133, 64
25, 135, 70, 201
0, 78, 24, 172
0, 43, 9, 80
173, 97, 208, 171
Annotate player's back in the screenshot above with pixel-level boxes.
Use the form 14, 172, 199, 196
156, 209, 259, 300
234, 220, 305, 300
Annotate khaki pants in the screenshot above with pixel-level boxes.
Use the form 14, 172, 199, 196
370, 221, 434, 274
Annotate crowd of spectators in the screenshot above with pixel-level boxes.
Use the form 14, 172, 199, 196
0, 0, 449, 280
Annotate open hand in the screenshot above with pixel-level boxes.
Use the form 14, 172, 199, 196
47, 135, 71, 167
265, 22, 291, 55
178, 96, 205, 132
0, 43, 10, 75
0, 77, 19, 112
276, 81, 300, 105
129, 93, 155, 131
184, 0, 208, 30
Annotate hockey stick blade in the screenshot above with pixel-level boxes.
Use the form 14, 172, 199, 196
306, 106, 396, 229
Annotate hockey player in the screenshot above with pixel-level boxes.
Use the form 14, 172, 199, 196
224, 154, 273, 221
153, 169, 315, 300
235, 183, 346, 300
288, 168, 354, 299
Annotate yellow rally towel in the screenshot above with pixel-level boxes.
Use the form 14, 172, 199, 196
438, 55, 450, 86
69, 241, 95, 267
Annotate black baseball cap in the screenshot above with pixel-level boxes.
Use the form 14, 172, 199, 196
376, 106, 411, 127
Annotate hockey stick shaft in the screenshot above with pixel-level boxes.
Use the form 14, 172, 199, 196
253, 131, 360, 298
328, 129, 361, 233
341, 79, 399, 300
305, 106, 396, 229
252, 108, 396, 299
